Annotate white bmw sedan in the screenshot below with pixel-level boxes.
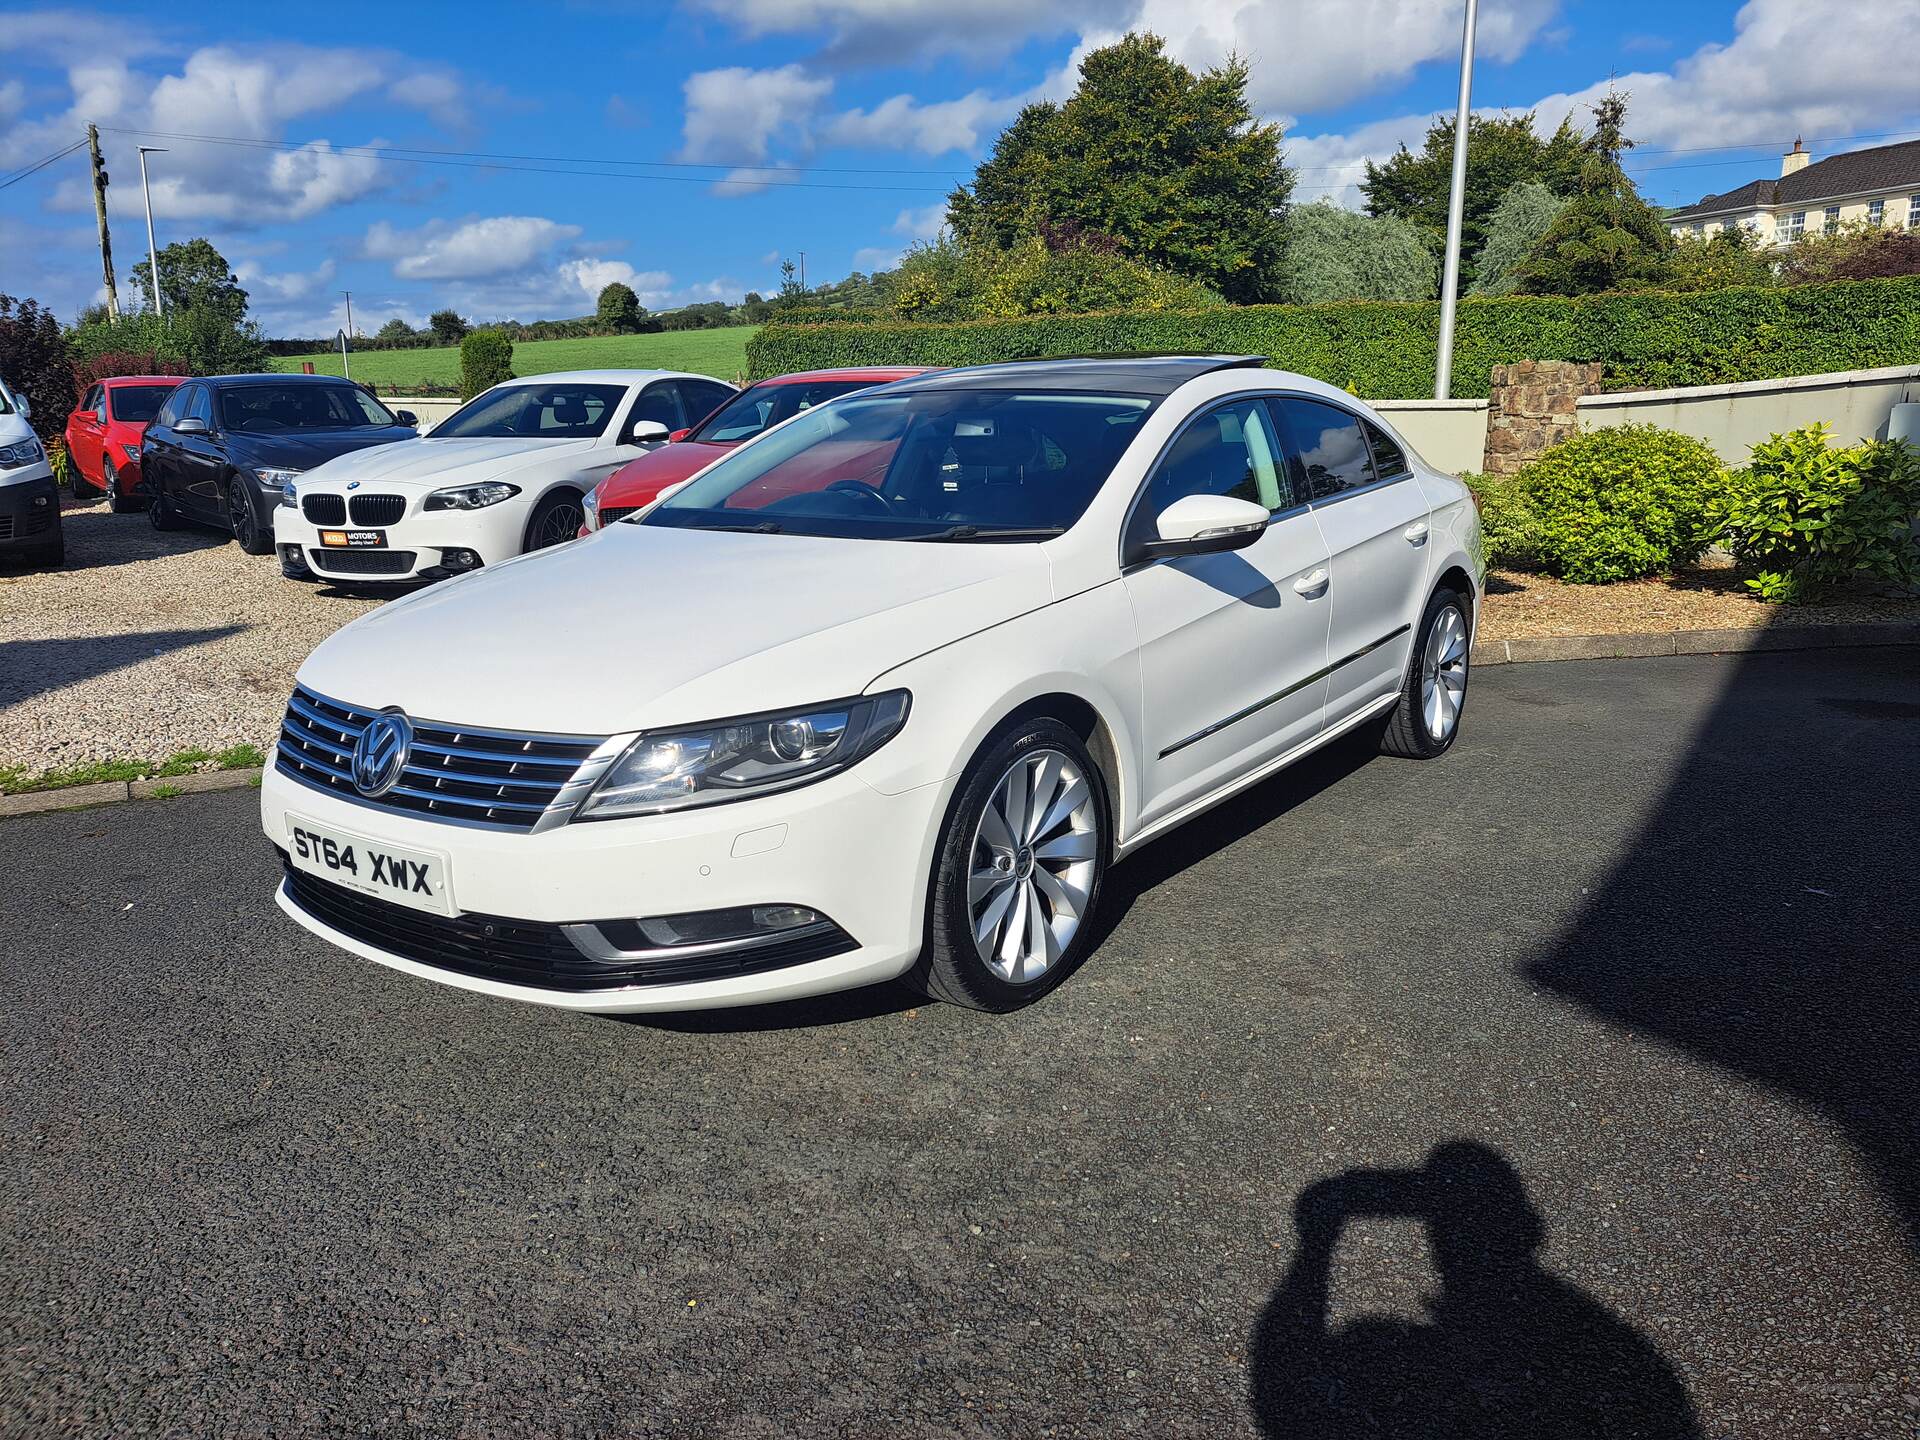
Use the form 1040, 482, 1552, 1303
263, 357, 1481, 1014
273, 369, 736, 584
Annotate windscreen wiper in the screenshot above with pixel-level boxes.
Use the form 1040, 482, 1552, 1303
905, 525, 1066, 542
690, 520, 785, 534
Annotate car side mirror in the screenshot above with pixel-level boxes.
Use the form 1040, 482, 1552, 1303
395, 410, 418, 427
174, 417, 208, 436
1133, 493, 1270, 563
667, 427, 690, 443
629, 419, 671, 445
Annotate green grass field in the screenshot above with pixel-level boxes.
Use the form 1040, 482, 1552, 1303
270, 326, 758, 392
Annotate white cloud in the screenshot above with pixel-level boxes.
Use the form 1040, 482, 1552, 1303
235, 255, 338, 303
0, 80, 24, 126
267, 141, 387, 220
892, 202, 948, 240
679, 63, 833, 165
850, 245, 901, 271
1284, 0, 1920, 212
366, 215, 583, 280
826, 89, 1023, 154
556, 259, 674, 306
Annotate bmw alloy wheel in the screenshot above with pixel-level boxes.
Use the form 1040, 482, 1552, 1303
967, 748, 1099, 985
1421, 603, 1468, 742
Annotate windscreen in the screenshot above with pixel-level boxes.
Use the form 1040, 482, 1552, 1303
694, 379, 892, 444
109, 384, 179, 423
219, 385, 396, 432
645, 388, 1154, 541
432, 383, 627, 439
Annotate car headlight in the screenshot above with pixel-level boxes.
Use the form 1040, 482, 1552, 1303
122, 443, 141, 463
0, 437, 44, 469
279, 481, 297, 509
575, 691, 911, 820
425, 481, 520, 511
581, 484, 601, 531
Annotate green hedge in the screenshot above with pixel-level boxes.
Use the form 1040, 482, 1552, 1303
744, 277, 1920, 396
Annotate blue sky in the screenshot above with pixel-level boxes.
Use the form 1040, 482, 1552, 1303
4, 0, 1917, 337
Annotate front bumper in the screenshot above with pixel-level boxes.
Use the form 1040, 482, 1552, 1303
0, 469, 60, 552
276, 493, 530, 584
260, 754, 949, 1012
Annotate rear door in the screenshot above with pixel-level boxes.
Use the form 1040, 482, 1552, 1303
1121, 396, 1333, 829
1270, 397, 1433, 725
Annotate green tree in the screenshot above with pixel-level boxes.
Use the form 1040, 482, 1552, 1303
1469, 182, 1568, 296
428, 308, 470, 346
374, 317, 418, 345
946, 32, 1291, 302
128, 238, 249, 325
1664, 225, 1776, 291
1774, 222, 1920, 285
1519, 94, 1672, 296
1279, 203, 1438, 304
595, 281, 642, 332
774, 259, 807, 310
1364, 113, 1583, 292
458, 328, 513, 400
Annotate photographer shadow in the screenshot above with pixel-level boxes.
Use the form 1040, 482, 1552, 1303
1248, 1141, 1700, 1440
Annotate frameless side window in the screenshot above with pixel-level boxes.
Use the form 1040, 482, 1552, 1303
1139, 399, 1292, 521
677, 380, 736, 427
1364, 419, 1410, 479
1273, 398, 1376, 501
628, 384, 682, 432
185, 386, 213, 425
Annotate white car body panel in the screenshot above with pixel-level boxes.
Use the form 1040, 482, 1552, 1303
266, 363, 1483, 1012
275, 370, 720, 584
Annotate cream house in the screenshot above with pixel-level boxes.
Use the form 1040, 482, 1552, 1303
1666, 137, 1920, 245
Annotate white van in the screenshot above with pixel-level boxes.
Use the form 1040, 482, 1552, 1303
0, 376, 62, 567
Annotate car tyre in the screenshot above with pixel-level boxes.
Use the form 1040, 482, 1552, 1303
148, 489, 181, 531
914, 717, 1110, 1012
227, 476, 273, 555
523, 490, 585, 552
70, 456, 96, 499
1379, 586, 1471, 760
104, 459, 131, 513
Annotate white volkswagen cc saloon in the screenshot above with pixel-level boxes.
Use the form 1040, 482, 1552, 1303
264, 357, 1482, 1014
273, 369, 736, 585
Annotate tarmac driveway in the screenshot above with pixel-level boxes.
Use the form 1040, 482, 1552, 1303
2, 646, 1915, 1437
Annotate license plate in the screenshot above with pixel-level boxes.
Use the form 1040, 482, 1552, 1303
285, 815, 454, 915
320, 529, 387, 548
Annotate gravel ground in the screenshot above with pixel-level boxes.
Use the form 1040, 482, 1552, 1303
2, 649, 1915, 1437
0, 493, 378, 775
1481, 553, 1920, 641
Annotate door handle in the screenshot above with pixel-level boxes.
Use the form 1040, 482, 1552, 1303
1292, 568, 1329, 598
1404, 521, 1430, 545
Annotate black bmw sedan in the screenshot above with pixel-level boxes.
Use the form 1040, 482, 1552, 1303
142, 375, 419, 553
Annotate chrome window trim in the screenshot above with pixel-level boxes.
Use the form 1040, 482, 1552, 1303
1117, 389, 1308, 568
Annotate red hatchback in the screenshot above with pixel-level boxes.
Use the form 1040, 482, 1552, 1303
65, 375, 183, 511
579, 366, 938, 535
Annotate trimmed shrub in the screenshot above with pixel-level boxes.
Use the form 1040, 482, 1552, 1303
743, 276, 1920, 396
459, 329, 514, 400
1515, 424, 1725, 583
1460, 471, 1541, 567
1713, 424, 1920, 603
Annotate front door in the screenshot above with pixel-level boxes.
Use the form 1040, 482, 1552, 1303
1272, 397, 1433, 725
1121, 398, 1333, 830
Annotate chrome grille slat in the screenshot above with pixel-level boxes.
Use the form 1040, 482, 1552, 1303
274, 685, 613, 832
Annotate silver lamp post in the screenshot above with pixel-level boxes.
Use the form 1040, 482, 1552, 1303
136, 145, 168, 317
1434, 0, 1478, 400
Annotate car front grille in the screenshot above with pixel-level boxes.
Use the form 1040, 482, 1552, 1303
0, 507, 53, 539
279, 858, 858, 992
598, 506, 639, 527
350, 494, 406, 525
303, 494, 346, 525
307, 549, 416, 576
275, 684, 612, 831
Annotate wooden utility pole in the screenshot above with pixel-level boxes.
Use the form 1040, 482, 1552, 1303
87, 124, 121, 320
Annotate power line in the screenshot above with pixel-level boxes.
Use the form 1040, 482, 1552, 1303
0, 137, 88, 192
94, 126, 964, 190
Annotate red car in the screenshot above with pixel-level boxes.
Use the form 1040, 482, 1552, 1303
65, 375, 183, 511
579, 366, 938, 535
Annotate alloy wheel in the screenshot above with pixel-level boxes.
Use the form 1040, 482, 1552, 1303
967, 747, 1099, 984
228, 481, 255, 547
532, 500, 584, 549
1421, 603, 1468, 742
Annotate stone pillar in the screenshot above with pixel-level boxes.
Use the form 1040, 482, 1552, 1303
1482, 361, 1604, 475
